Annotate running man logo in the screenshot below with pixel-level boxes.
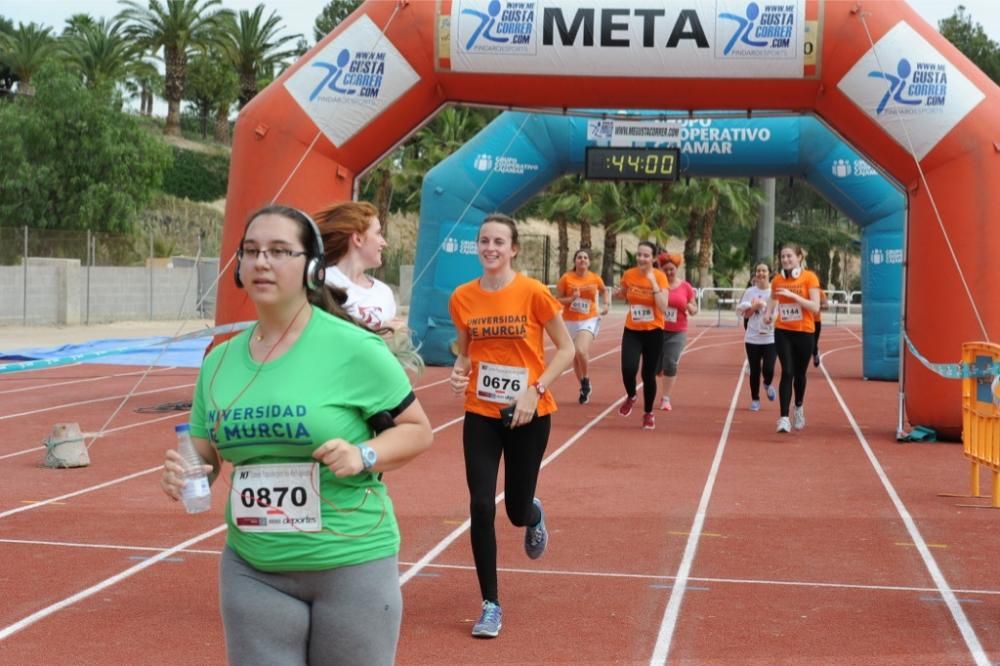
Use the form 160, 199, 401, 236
836, 21, 984, 160
868, 58, 947, 115
308, 48, 387, 102
717, 1, 797, 58
458, 0, 536, 53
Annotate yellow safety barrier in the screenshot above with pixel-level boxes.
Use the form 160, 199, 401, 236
960, 342, 1000, 508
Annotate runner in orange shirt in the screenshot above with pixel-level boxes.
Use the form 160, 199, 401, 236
448, 213, 574, 638
764, 244, 821, 433
556, 248, 611, 404
614, 241, 669, 430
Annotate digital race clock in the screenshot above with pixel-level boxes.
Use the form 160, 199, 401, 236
585, 146, 681, 181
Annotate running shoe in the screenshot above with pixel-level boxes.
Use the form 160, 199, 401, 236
776, 417, 792, 433
472, 600, 503, 638
794, 405, 806, 430
765, 384, 776, 401
618, 395, 637, 417
524, 498, 548, 559
750, 400, 761, 412
579, 377, 592, 404
813, 352, 821, 368
659, 396, 672, 412
642, 412, 655, 430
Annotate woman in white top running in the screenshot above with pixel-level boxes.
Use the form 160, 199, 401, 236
314, 201, 399, 331
736, 262, 777, 412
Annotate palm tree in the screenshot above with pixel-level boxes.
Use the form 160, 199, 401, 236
118, 0, 228, 135
0, 22, 56, 97
60, 18, 136, 89
125, 56, 162, 116
215, 4, 301, 108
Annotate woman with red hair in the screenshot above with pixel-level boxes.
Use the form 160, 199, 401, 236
654, 252, 698, 412
313, 201, 399, 331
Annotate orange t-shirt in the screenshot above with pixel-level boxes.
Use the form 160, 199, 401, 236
771, 270, 821, 333
620, 267, 669, 331
557, 270, 607, 321
449, 273, 563, 419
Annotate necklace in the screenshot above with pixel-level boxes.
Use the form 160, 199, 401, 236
481, 273, 514, 291
209, 301, 308, 438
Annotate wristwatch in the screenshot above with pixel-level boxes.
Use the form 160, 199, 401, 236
358, 444, 378, 471
533, 381, 546, 396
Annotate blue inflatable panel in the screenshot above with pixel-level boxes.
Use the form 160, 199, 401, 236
410, 112, 903, 379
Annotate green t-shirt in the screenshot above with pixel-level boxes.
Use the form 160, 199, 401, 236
190, 306, 413, 572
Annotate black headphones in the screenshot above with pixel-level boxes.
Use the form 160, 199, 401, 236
234, 205, 326, 292
783, 267, 802, 279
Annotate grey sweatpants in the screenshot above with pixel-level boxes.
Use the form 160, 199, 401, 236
220, 546, 402, 666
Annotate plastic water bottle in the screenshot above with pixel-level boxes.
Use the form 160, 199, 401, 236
175, 423, 211, 514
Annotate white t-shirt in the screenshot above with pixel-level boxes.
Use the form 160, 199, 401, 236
737, 285, 774, 345
324, 265, 397, 330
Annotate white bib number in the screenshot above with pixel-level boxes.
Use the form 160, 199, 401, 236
569, 298, 591, 315
778, 303, 803, 322
664, 307, 678, 324
630, 304, 654, 323
231, 462, 321, 532
477, 361, 528, 403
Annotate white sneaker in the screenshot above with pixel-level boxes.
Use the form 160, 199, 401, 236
793, 406, 805, 430
776, 417, 791, 433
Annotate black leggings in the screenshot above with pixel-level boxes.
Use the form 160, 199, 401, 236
813, 320, 822, 354
774, 328, 815, 417
463, 411, 550, 603
744, 342, 776, 401
621, 328, 664, 413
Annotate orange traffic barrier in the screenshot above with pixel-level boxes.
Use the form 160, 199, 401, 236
960, 342, 1000, 508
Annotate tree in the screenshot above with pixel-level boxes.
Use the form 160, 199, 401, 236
939, 6, 1000, 84
0, 16, 15, 95
313, 0, 363, 42
0, 66, 172, 232
184, 52, 238, 139
118, 0, 229, 136
59, 18, 137, 89
0, 22, 56, 97
215, 5, 300, 108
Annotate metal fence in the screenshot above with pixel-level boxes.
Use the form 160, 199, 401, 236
0, 226, 218, 326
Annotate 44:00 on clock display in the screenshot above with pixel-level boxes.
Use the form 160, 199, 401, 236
585, 146, 681, 181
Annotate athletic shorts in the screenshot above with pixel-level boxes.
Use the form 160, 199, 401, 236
565, 317, 601, 340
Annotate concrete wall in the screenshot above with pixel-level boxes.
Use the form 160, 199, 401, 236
0, 258, 219, 325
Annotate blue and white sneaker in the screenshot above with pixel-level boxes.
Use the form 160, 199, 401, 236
750, 400, 761, 412
765, 384, 776, 401
524, 498, 548, 559
472, 600, 502, 638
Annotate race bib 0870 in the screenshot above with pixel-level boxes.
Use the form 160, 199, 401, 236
231, 462, 321, 532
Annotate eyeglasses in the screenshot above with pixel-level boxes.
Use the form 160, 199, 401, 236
238, 247, 307, 264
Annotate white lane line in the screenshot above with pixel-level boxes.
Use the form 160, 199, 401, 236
0, 467, 163, 519
820, 346, 991, 666
649, 361, 745, 665
0, 383, 195, 420
0, 525, 227, 642
0, 366, 179, 395
0, 412, 189, 461
4, 537, 998, 598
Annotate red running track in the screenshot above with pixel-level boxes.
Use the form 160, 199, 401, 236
0, 315, 997, 665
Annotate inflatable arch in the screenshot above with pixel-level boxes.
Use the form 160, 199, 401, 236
410, 111, 905, 379
219, 0, 1000, 437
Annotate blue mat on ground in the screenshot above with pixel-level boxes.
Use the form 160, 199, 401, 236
0, 336, 210, 368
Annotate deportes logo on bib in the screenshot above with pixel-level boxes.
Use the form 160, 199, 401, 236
308, 48, 386, 103
458, 0, 537, 54
868, 58, 947, 115
718, 1, 796, 58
